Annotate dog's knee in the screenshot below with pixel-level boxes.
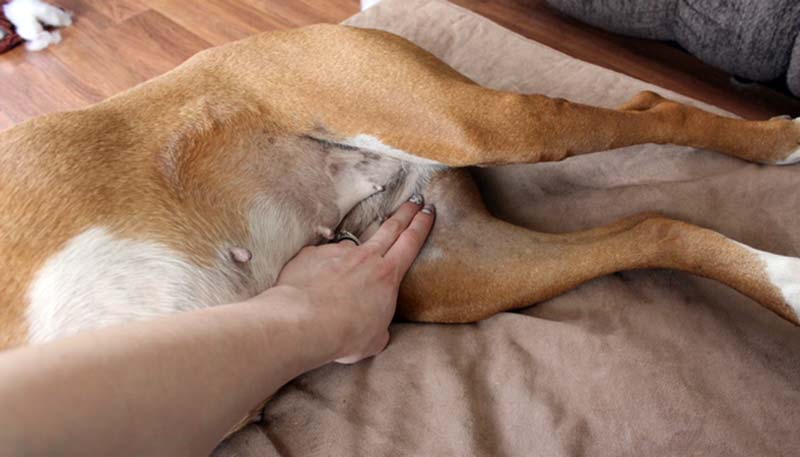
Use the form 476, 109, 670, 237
619, 90, 668, 112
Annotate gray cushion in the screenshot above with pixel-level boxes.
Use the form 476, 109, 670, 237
546, 0, 800, 96
789, 33, 800, 96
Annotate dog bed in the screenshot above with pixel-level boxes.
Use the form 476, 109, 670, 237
214, 0, 800, 455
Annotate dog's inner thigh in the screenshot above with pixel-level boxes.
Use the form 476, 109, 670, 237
323, 146, 404, 224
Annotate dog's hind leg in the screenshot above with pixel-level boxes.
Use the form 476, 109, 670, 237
399, 170, 800, 326
261, 26, 800, 167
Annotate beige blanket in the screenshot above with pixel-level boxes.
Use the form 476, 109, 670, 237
215, 1, 800, 455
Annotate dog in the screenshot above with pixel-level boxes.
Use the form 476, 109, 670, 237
2, 24, 800, 434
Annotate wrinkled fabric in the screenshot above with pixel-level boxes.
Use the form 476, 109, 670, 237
215, 1, 800, 455
789, 33, 800, 96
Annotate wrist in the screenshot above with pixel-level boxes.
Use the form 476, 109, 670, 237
243, 285, 350, 365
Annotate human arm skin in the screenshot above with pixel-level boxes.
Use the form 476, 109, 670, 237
0, 199, 434, 457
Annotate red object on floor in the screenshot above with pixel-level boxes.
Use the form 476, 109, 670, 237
0, 0, 23, 54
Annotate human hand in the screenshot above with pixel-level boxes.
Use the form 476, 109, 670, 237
273, 196, 435, 364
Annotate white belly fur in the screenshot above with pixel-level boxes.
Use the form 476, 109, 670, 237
26, 227, 243, 343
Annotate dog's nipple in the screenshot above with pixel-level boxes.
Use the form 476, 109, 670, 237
230, 247, 252, 263
316, 226, 335, 240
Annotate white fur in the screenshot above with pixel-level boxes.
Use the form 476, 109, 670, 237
775, 148, 800, 165
773, 118, 800, 165
246, 198, 321, 293
424, 246, 445, 261
341, 134, 444, 166
26, 227, 242, 343
740, 243, 800, 320
360, 0, 383, 11
327, 147, 404, 215
3, 0, 71, 51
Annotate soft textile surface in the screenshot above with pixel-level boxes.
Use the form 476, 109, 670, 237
215, 0, 800, 455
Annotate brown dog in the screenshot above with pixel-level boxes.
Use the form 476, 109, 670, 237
1, 24, 799, 432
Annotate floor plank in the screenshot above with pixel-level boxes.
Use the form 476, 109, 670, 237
142, 0, 283, 45
0, 111, 13, 131
0, 57, 96, 122
74, 0, 150, 23
41, 10, 210, 103
0, 0, 360, 126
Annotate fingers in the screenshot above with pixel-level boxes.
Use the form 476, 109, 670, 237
361, 194, 425, 256
384, 204, 435, 276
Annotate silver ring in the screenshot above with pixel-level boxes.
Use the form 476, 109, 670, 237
332, 230, 360, 245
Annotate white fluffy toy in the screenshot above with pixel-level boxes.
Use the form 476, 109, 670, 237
1, 0, 72, 51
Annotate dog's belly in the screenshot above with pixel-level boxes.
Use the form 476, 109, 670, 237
25, 227, 249, 343
20, 135, 441, 345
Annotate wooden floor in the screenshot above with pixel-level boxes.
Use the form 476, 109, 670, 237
1, 0, 798, 132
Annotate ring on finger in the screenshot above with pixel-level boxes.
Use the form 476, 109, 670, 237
332, 230, 360, 245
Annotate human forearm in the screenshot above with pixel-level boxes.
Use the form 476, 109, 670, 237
0, 200, 435, 457
0, 286, 343, 457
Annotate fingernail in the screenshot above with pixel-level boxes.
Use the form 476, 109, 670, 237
408, 194, 424, 205
421, 204, 435, 215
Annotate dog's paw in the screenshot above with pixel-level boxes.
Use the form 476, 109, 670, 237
745, 244, 800, 324
24, 29, 60, 51
773, 118, 800, 165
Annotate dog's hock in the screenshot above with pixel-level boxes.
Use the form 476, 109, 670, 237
743, 244, 800, 323
772, 118, 800, 165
